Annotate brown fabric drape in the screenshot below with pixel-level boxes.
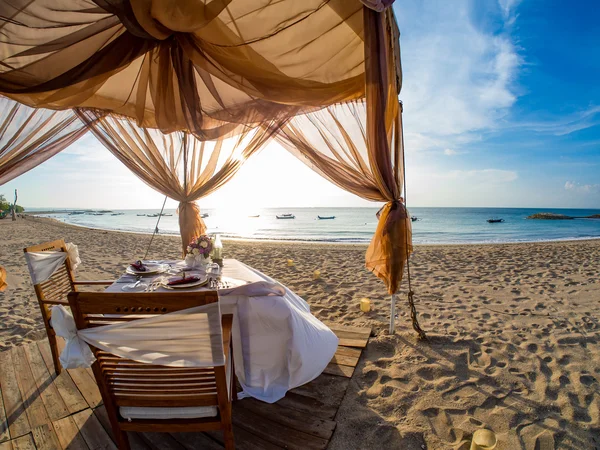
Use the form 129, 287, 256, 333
0, 97, 88, 186
76, 109, 281, 253
0, 0, 372, 136
277, 7, 410, 295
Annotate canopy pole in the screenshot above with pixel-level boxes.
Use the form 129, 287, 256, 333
389, 294, 396, 334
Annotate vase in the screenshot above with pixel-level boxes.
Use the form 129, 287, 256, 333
184, 254, 196, 268
195, 255, 211, 271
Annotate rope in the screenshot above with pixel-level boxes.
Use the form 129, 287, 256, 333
143, 195, 168, 260
400, 103, 427, 340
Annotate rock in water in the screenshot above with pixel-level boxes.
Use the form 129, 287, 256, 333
527, 213, 574, 220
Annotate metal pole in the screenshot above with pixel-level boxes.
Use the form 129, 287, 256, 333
389, 293, 396, 334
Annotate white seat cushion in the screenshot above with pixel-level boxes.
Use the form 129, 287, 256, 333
120, 405, 218, 420
119, 348, 233, 421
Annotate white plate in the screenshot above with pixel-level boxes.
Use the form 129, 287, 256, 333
126, 263, 165, 275
163, 277, 209, 290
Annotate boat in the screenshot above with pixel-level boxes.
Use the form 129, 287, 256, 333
160, 213, 173, 216
98, 210, 112, 213
487, 218, 504, 223
276, 214, 295, 219
136, 214, 146, 216
147, 213, 159, 217
411, 216, 419, 222
317, 215, 335, 220
248, 215, 260, 218
111, 213, 124, 216
200, 213, 209, 218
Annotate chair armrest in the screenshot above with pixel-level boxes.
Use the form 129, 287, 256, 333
73, 280, 115, 286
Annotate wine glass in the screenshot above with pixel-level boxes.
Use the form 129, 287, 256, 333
122, 275, 148, 292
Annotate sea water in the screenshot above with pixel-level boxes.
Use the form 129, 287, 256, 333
30, 207, 600, 245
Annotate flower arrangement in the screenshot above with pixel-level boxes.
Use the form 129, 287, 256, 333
187, 235, 213, 258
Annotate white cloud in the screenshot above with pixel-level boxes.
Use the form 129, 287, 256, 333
396, 0, 521, 153
564, 181, 600, 194
443, 148, 469, 156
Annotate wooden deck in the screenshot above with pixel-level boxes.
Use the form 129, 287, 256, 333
0, 324, 370, 450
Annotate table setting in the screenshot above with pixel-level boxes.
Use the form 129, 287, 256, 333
90, 235, 339, 403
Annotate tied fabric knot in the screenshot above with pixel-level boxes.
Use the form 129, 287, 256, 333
51, 305, 96, 369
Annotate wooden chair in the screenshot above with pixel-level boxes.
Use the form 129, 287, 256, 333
67, 291, 235, 450
23, 239, 114, 375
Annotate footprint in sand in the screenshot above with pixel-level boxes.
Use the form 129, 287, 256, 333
534, 431, 555, 450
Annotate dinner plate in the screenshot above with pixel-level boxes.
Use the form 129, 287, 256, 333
126, 263, 165, 275
163, 276, 209, 290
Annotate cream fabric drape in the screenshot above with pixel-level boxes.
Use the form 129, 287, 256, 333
0, 0, 376, 136
277, 7, 411, 296
76, 109, 282, 253
52, 302, 225, 369
0, 97, 87, 185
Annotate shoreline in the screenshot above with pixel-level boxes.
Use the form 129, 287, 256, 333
26, 213, 600, 247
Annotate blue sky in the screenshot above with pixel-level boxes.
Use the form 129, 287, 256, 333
2, 0, 599, 209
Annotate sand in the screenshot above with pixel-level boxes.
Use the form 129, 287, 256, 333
1, 216, 599, 449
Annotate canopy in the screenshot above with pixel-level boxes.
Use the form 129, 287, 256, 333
0, 0, 424, 335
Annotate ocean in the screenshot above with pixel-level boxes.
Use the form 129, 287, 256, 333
30, 207, 600, 245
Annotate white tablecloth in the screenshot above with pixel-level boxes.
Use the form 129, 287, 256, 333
105, 259, 339, 403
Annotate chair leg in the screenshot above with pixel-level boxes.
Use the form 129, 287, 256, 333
223, 426, 235, 450
114, 429, 131, 450
47, 332, 62, 376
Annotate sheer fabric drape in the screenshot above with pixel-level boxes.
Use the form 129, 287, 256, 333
76, 109, 281, 253
0, 0, 376, 136
0, 98, 87, 185
277, 7, 410, 295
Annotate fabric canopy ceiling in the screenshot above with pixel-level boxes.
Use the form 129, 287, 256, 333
0, 0, 395, 138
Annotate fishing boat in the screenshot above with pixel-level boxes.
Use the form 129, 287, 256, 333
160, 213, 173, 216
98, 210, 112, 213
136, 214, 146, 216
276, 214, 295, 219
200, 213, 209, 218
147, 213, 159, 217
317, 215, 335, 220
487, 218, 504, 223
111, 213, 124, 216
411, 216, 419, 222
248, 215, 260, 218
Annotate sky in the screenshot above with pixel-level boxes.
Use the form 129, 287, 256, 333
2, 0, 599, 210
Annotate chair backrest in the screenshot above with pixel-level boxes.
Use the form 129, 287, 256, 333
67, 291, 227, 409
23, 239, 76, 304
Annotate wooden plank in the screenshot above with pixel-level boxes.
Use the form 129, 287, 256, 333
10, 434, 35, 450
329, 353, 359, 368
327, 324, 371, 340
52, 416, 89, 450
206, 427, 280, 450
23, 344, 69, 421
71, 409, 117, 450
66, 370, 102, 409
0, 440, 12, 450
0, 351, 30, 438
140, 432, 185, 450
170, 432, 224, 450
0, 386, 9, 443
323, 363, 355, 378
11, 346, 50, 429
290, 374, 349, 406
335, 346, 362, 358
233, 406, 328, 450
37, 341, 88, 415
337, 337, 368, 348
237, 398, 336, 441
31, 424, 62, 450
275, 392, 337, 421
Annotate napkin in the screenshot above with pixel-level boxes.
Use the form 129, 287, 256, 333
167, 275, 201, 286
130, 260, 147, 271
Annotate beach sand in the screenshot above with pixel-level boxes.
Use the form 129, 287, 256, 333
1, 216, 599, 449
